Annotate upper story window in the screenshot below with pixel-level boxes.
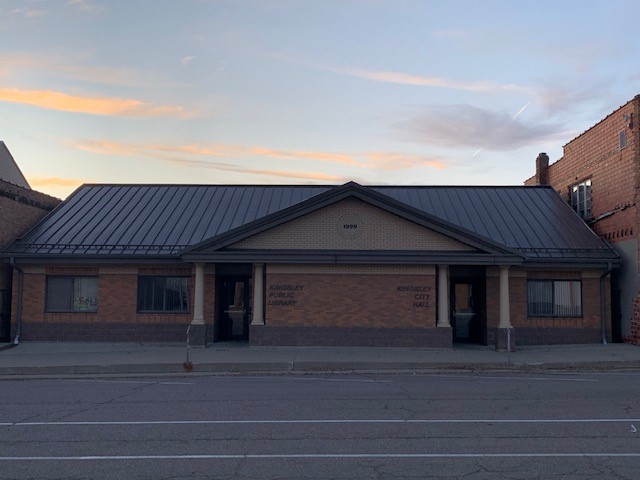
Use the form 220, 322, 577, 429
619, 130, 627, 150
570, 179, 592, 220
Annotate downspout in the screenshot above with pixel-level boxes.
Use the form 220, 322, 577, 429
9, 257, 23, 345
600, 262, 613, 345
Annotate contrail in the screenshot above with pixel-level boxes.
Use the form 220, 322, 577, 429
472, 101, 532, 157
512, 101, 531, 119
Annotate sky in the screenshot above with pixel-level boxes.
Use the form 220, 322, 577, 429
0, 0, 639, 199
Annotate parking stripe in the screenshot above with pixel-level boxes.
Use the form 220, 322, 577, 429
1, 453, 640, 460
2, 418, 639, 427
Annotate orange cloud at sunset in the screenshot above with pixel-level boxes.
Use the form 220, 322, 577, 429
28, 176, 87, 188
364, 152, 448, 170
246, 169, 344, 182
74, 140, 448, 172
0, 87, 187, 117
169, 159, 347, 183
341, 68, 528, 93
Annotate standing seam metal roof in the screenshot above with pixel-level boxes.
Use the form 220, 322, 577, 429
5, 184, 615, 259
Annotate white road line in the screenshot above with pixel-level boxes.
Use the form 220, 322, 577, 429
1, 418, 638, 427
413, 374, 597, 382
1, 453, 640, 461
73, 380, 194, 385
271, 377, 393, 383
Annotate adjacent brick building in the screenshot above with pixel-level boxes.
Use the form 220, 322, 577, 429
525, 95, 640, 344
0, 142, 61, 341
3, 182, 618, 348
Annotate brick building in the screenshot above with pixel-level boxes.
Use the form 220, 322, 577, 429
0, 142, 61, 341
3, 182, 617, 348
525, 95, 640, 344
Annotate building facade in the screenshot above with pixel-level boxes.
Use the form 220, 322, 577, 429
0, 142, 61, 341
525, 95, 640, 344
4, 182, 618, 348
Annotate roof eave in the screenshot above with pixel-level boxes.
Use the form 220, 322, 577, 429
3, 254, 182, 265
181, 249, 523, 265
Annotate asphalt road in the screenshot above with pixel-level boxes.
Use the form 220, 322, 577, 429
1, 371, 640, 479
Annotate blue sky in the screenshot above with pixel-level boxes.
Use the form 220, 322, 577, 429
0, 0, 638, 198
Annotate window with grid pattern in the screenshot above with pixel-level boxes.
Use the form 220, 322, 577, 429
570, 179, 592, 220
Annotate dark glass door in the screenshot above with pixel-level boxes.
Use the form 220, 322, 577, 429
218, 277, 250, 341
450, 280, 484, 343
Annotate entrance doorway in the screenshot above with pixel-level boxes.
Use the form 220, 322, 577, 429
450, 267, 486, 344
217, 276, 250, 341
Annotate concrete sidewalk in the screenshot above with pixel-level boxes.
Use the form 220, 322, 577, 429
1, 341, 640, 377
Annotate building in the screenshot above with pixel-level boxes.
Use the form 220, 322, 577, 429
525, 95, 640, 344
3, 181, 618, 348
0, 141, 61, 341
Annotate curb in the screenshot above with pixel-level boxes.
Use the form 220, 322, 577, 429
1, 360, 640, 377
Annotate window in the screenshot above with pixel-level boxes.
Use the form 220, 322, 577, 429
619, 130, 627, 149
138, 276, 189, 312
46, 276, 98, 312
527, 280, 582, 317
570, 179, 592, 220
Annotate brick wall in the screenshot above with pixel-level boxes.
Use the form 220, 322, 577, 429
11, 264, 216, 342
526, 98, 639, 243
265, 269, 436, 328
234, 197, 473, 251
487, 267, 609, 345
0, 180, 60, 291
253, 264, 446, 347
10, 260, 611, 346
525, 96, 639, 344
0, 180, 60, 250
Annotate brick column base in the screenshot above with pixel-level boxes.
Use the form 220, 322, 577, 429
494, 327, 516, 352
188, 324, 208, 347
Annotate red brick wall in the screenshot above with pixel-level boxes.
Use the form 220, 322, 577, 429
11, 265, 216, 342
629, 299, 640, 343
525, 96, 638, 344
0, 181, 60, 291
12, 262, 610, 345
265, 273, 436, 329
527, 98, 639, 243
486, 268, 608, 345
521, 270, 603, 329
0, 181, 60, 250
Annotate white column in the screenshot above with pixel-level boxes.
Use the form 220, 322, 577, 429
499, 265, 512, 328
251, 263, 265, 325
191, 263, 205, 325
437, 265, 450, 327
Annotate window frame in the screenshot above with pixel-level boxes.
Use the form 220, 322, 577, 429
569, 178, 592, 220
619, 129, 627, 150
137, 276, 190, 313
45, 275, 99, 313
526, 279, 583, 318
